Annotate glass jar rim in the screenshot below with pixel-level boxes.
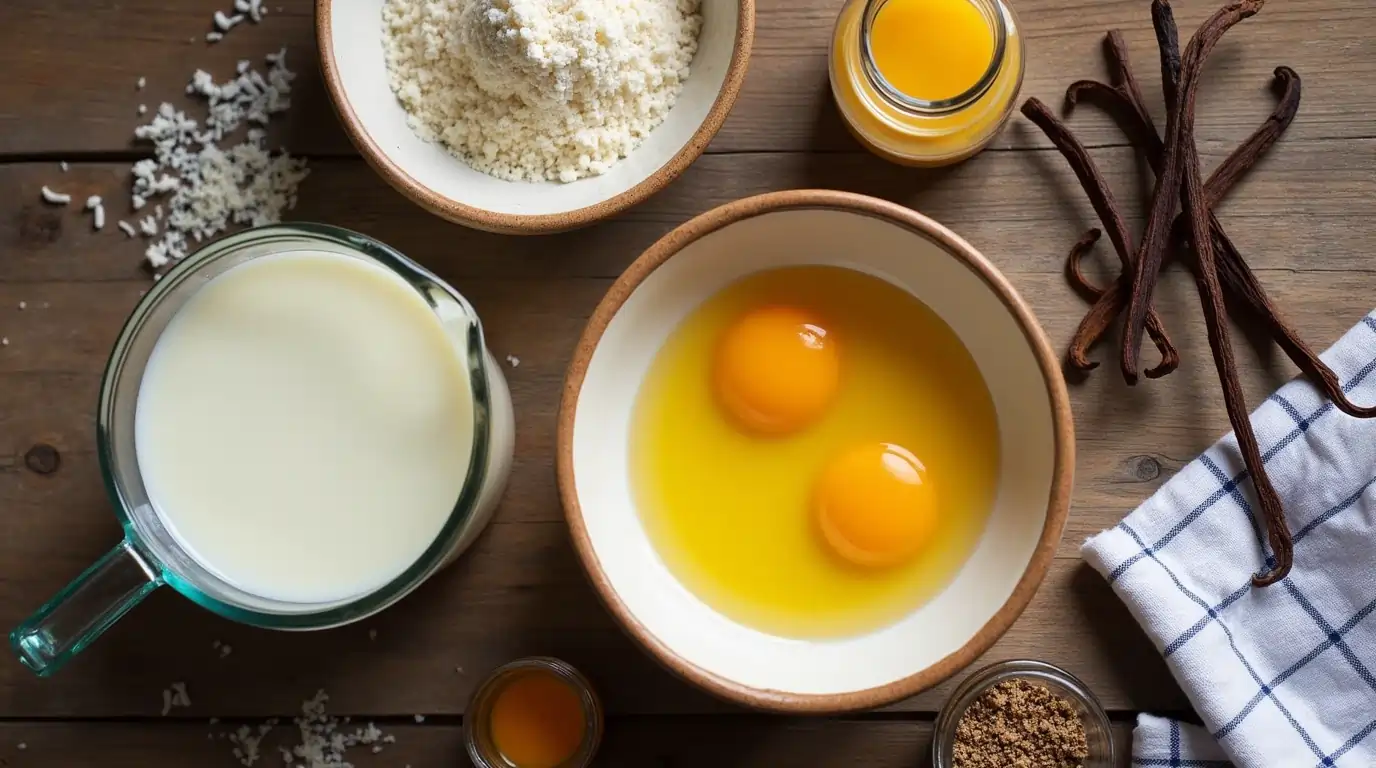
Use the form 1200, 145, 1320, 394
96, 222, 496, 629
858, 0, 1010, 115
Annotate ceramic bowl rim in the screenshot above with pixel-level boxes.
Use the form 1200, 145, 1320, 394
314, 0, 756, 235
556, 189, 1075, 713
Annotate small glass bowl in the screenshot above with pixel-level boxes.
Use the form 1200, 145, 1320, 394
464, 657, 604, 768
932, 660, 1115, 768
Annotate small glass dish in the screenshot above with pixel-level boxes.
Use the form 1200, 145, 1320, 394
464, 657, 604, 768
931, 660, 1115, 768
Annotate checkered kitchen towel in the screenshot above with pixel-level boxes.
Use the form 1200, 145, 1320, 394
1082, 310, 1376, 768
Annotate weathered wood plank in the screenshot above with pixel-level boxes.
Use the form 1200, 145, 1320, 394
4, 258, 1375, 716
0, 720, 1139, 767
0, 0, 1372, 155
3, 138, 1373, 285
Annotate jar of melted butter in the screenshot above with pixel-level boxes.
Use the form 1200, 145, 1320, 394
829, 0, 1025, 166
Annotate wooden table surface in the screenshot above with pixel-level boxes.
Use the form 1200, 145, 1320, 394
2, 0, 1373, 764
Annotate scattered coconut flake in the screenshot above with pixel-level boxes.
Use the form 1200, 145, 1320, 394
59, 161, 69, 172
86, 196, 105, 230
368, 629, 377, 641
16, 743, 25, 751
220, 644, 233, 658
162, 681, 192, 715
40, 186, 71, 205
213, 10, 243, 31
1, 338, 9, 347
131, 51, 307, 270
138, 104, 148, 115
18, 301, 26, 310
118, 220, 137, 237
505, 355, 520, 368
413, 714, 425, 723
229, 723, 273, 766
137, 76, 147, 89
206, 31, 224, 42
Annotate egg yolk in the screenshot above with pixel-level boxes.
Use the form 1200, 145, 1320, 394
713, 306, 839, 435
815, 443, 938, 568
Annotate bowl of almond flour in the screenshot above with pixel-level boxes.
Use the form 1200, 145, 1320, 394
317, 0, 753, 233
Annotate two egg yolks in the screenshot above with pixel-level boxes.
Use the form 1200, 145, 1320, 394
712, 307, 939, 567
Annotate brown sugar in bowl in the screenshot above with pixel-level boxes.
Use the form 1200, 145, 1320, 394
316, 0, 754, 235
556, 190, 1074, 713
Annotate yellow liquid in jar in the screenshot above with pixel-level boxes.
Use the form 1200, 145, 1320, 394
869, 0, 995, 103
630, 267, 1000, 639
828, 0, 1024, 166
489, 672, 586, 768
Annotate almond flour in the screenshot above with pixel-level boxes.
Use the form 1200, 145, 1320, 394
381, 0, 702, 183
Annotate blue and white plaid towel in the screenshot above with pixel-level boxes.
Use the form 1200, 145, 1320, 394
1082, 310, 1376, 768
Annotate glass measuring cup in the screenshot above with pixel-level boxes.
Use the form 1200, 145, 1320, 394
10, 223, 515, 676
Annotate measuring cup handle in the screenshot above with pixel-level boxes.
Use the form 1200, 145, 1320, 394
10, 538, 163, 676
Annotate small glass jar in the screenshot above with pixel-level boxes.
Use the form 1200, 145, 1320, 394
932, 660, 1116, 767
465, 657, 604, 768
829, 0, 1026, 166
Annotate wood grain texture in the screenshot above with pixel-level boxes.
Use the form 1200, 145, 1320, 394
0, 0, 1373, 155
0, 720, 1139, 767
3, 149, 1375, 716
2, 0, 1375, 752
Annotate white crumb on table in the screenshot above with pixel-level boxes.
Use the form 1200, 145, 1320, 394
118, 220, 137, 237
59, 161, 68, 172
413, 714, 425, 723
506, 355, 520, 368
162, 681, 192, 715
368, 628, 377, 641
86, 195, 105, 230
17, 743, 25, 750
40, 186, 71, 205
1, 338, 9, 347
137, 76, 147, 89
18, 301, 26, 310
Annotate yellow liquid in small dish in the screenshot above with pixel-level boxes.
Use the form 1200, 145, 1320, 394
630, 266, 1000, 639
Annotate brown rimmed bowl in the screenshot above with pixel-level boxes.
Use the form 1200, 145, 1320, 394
316, 0, 753, 235
556, 190, 1074, 713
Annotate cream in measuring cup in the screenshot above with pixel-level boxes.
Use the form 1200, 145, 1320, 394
11, 224, 514, 674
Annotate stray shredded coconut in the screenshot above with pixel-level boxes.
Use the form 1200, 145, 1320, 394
161, 682, 192, 716
40, 186, 71, 205
86, 196, 106, 230
59, 161, 69, 172
137, 76, 147, 89
505, 355, 520, 368
132, 49, 308, 270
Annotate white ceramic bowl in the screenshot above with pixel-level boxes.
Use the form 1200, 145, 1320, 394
316, 0, 754, 234
557, 191, 1074, 713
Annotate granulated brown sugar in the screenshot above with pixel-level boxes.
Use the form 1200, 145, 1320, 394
952, 679, 1090, 768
